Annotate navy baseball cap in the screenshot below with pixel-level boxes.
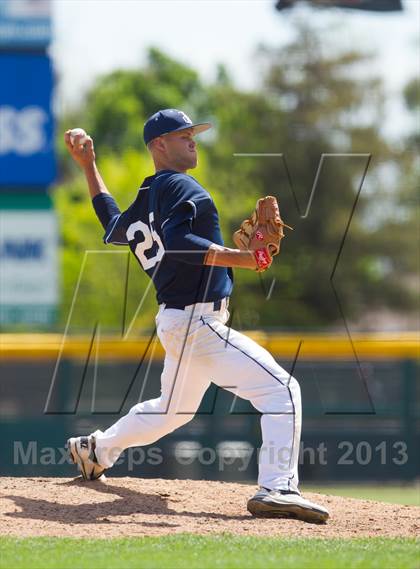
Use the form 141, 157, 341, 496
143, 109, 212, 145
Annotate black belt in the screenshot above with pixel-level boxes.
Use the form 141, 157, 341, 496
164, 298, 224, 311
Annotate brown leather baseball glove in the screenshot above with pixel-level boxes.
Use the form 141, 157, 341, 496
233, 196, 292, 271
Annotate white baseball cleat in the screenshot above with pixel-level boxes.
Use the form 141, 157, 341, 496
247, 487, 329, 524
67, 435, 106, 481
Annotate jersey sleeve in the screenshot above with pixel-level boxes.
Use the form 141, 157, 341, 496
103, 212, 129, 245
91, 193, 120, 228
91, 193, 128, 246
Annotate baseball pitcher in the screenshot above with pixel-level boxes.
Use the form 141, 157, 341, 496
65, 109, 329, 523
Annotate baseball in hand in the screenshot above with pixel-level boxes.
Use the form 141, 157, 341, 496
69, 128, 88, 146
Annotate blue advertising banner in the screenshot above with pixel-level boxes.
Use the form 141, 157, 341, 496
0, 54, 56, 187
0, 0, 51, 48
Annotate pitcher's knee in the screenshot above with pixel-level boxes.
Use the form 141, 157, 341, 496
249, 376, 301, 414
128, 398, 161, 415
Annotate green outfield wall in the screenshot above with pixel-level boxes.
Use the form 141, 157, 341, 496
1, 333, 418, 482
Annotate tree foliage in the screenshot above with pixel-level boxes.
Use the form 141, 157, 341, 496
53, 29, 417, 333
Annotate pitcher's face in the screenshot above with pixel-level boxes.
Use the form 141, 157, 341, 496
159, 128, 198, 171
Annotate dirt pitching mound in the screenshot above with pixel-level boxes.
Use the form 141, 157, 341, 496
0, 477, 418, 539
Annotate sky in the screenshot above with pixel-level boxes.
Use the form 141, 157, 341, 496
51, 0, 419, 138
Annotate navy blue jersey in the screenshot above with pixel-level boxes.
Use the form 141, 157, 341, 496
94, 170, 233, 307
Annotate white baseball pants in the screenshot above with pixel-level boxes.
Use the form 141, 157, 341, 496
93, 299, 302, 492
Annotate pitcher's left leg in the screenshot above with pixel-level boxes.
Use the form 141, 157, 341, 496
258, 376, 302, 493
200, 316, 301, 491
199, 315, 329, 523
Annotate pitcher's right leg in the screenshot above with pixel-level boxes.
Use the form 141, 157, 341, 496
68, 350, 210, 477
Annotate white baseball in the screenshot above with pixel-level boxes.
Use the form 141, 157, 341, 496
69, 128, 88, 146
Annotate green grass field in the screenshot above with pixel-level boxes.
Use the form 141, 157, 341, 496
0, 535, 419, 569
302, 483, 420, 506
2, 484, 418, 569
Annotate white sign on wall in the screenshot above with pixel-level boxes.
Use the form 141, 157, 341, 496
0, 209, 58, 325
